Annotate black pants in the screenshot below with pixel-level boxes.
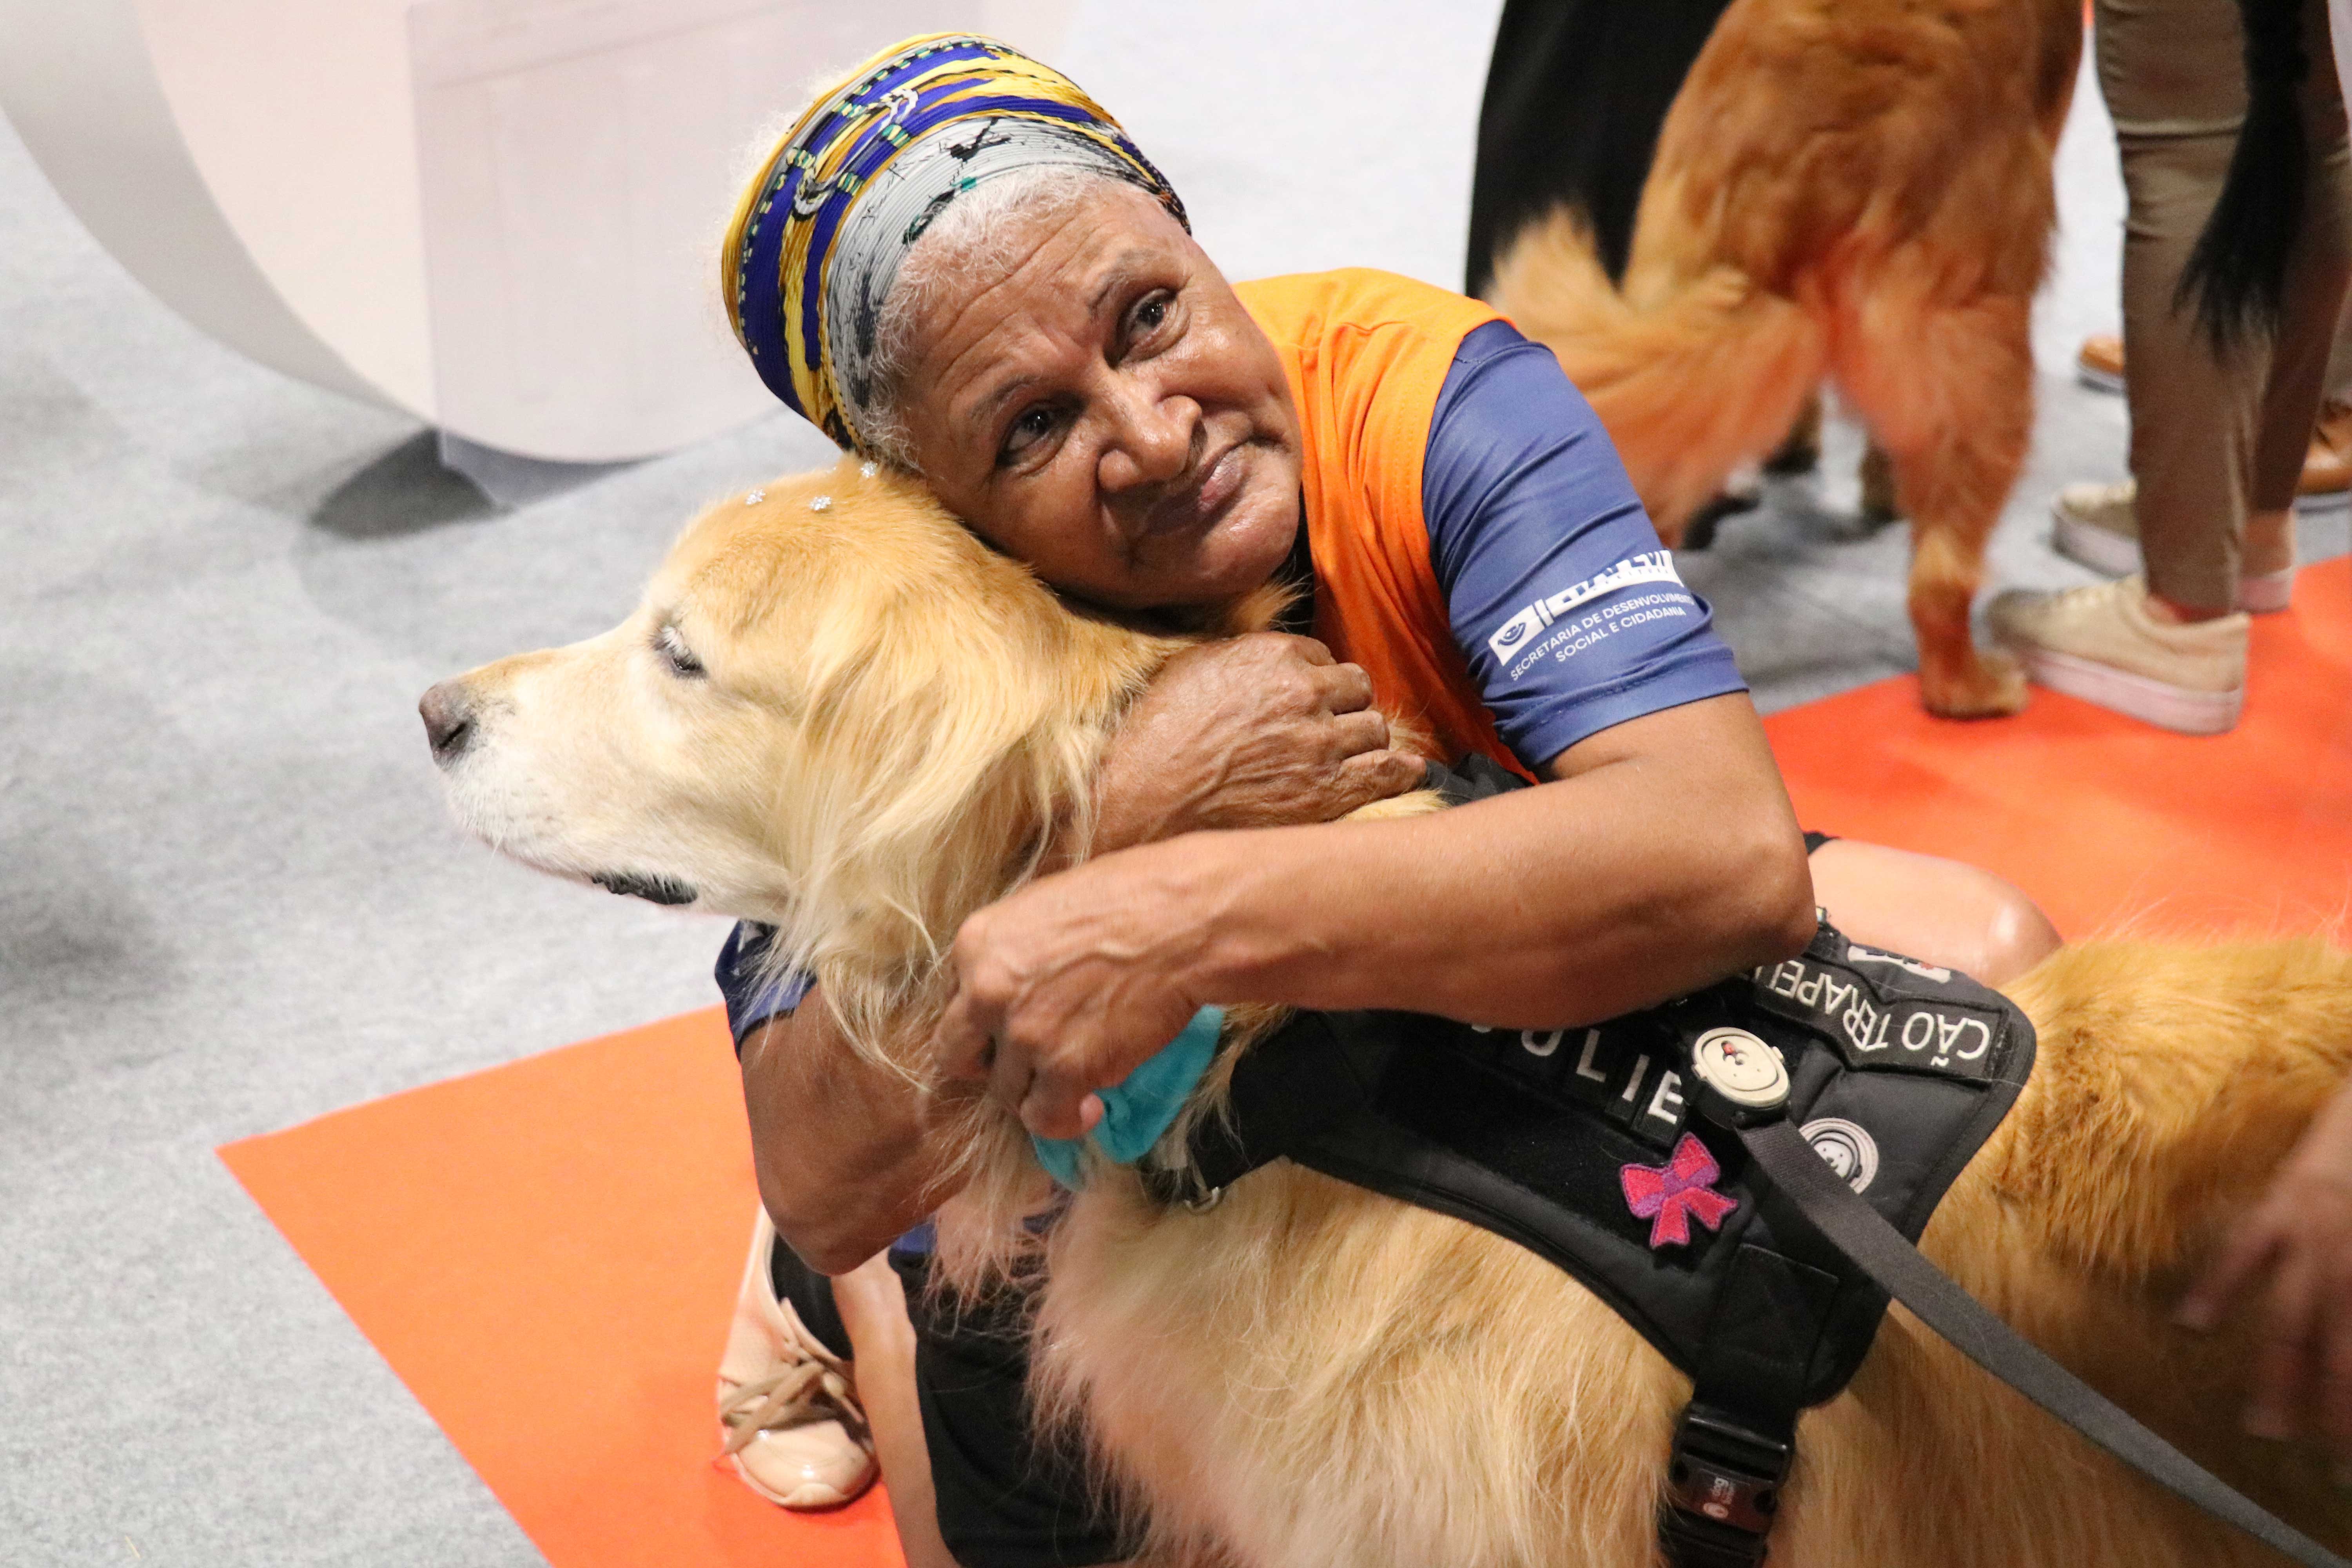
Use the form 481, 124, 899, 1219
771, 1238, 1126, 1568
889, 1250, 1136, 1568
1464, 0, 1734, 297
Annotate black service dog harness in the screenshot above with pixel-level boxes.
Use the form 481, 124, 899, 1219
1140, 761, 2348, 1568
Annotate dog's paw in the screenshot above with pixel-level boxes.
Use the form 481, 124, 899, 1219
1920, 650, 2027, 719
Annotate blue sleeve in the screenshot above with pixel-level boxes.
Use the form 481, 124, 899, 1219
1424, 319, 1746, 771
715, 922, 815, 1054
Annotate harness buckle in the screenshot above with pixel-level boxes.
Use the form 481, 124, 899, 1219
1659, 1402, 1792, 1567
1138, 1160, 1222, 1212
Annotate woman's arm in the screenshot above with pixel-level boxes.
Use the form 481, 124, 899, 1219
936, 691, 1815, 1141
741, 1002, 969, 1275
743, 632, 1427, 1273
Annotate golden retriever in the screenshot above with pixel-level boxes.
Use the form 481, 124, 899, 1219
1490, 0, 2084, 719
429, 459, 2352, 1567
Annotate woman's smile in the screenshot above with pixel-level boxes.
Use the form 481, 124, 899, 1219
1138, 440, 1247, 540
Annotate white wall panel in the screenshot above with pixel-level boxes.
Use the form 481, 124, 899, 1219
3, 0, 1076, 460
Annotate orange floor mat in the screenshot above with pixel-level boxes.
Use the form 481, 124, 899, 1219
1764, 557, 2352, 940
223, 561, 2349, 1568
220, 1009, 905, 1568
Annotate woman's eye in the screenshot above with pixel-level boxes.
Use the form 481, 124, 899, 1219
1131, 292, 1171, 338
655, 625, 705, 679
1000, 404, 1059, 463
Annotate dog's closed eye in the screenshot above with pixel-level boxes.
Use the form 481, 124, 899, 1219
654, 624, 706, 680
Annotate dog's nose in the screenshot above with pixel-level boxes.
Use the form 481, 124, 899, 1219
419, 680, 477, 763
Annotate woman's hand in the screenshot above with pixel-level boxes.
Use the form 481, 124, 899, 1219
949, 633, 1420, 1138
930, 846, 1210, 1142
2179, 1078, 2352, 1462
1091, 633, 1426, 853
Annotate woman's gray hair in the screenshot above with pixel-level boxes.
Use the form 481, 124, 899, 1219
857, 164, 1131, 473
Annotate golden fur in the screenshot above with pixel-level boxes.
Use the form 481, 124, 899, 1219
1490, 0, 2084, 720
438, 460, 2352, 1566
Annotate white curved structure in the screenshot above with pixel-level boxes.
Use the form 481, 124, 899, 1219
0, 0, 1074, 461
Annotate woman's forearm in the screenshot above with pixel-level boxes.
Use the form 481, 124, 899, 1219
1209, 697, 1813, 1022
1130, 695, 1811, 1027
740, 998, 971, 1274
1171, 773, 1808, 1025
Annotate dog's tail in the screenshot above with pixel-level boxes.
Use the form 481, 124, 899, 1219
2177, 0, 2311, 348
1490, 209, 1826, 541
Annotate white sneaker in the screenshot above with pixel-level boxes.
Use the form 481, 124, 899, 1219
1987, 575, 2248, 735
715, 1209, 877, 1509
2049, 479, 2296, 613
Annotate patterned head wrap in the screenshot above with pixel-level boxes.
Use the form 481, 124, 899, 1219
722, 34, 1188, 452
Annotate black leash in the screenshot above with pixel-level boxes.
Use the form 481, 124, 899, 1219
1735, 1114, 2350, 1568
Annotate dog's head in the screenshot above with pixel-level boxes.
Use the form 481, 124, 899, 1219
424, 456, 1181, 1013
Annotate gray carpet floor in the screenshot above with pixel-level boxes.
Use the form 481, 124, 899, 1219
3, 11, 2341, 1565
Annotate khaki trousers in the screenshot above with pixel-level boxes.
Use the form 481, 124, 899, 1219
2098, 0, 2352, 610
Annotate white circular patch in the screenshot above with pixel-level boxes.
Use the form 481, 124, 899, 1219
1689, 1027, 1789, 1110
1800, 1117, 1880, 1194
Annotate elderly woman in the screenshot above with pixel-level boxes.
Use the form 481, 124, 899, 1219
704, 34, 2060, 1568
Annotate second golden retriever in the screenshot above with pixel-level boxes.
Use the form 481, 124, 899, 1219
1492, 0, 2085, 718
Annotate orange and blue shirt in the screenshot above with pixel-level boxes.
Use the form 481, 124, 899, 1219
719, 268, 1745, 1040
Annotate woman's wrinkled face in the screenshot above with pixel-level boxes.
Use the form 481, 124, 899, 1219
892, 181, 1303, 611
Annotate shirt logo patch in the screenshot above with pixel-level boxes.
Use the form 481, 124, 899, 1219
1485, 551, 1687, 663
1621, 1133, 1737, 1248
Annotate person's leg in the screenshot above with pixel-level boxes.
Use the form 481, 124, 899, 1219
2114, 105, 2265, 613
2101, 0, 2352, 614
771, 1232, 853, 1355
1807, 838, 2061, 987
2247, 0, 2352, 534
1988, 0, 2265, 728
2091, 0, 2260, 612
831, 1252, 958, 1568
871, 1248, 1140, 1568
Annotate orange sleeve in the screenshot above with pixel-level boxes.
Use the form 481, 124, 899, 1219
1236, 270, 1530, 778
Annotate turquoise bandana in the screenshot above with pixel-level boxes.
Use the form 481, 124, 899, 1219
1032, 1005, 1224, 1189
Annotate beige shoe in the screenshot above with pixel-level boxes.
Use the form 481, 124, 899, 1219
2049, 478, 2295, 612
1987, 576, 2247, 734
715, 1210, 877, 1510
2049, 479, 2139, 576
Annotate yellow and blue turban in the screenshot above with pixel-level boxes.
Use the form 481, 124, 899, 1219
722, 34, 1187, 451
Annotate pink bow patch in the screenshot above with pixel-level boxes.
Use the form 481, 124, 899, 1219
1621, 1133, 1738, 1249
